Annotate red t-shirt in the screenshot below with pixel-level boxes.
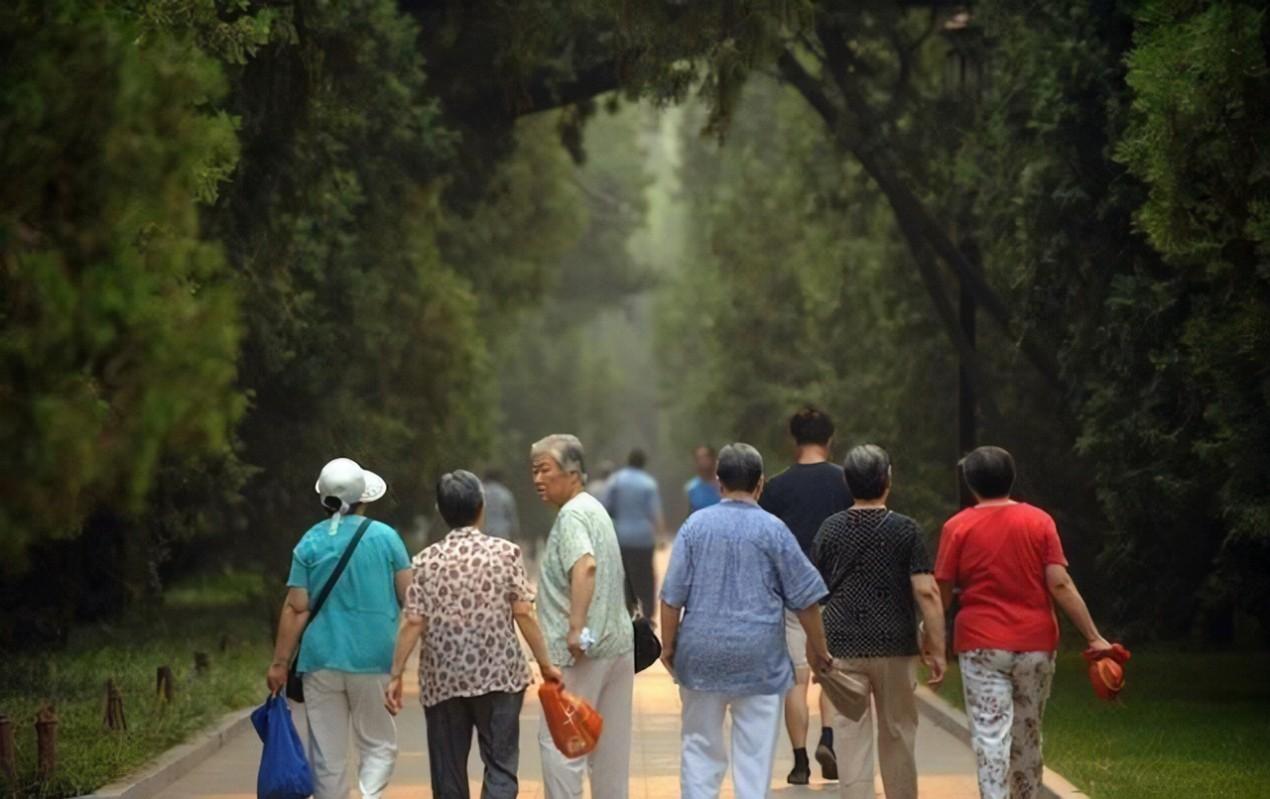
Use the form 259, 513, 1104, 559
934, 502, 1068, 654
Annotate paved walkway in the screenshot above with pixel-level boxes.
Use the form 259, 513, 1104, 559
155, 660, 979, 798
155, 547, 980, 798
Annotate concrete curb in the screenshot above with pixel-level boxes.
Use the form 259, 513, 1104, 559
915, 687, 1087, 799
76, 707, 255, 799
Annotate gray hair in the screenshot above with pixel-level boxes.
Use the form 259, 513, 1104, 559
436, 469, 485, 529
716, 442, 764, 492
842, 444, 891, 500
530, 434, 587, 479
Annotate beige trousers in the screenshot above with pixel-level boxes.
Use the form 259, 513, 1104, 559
831, 656, 919, 799
538, 650, 634, 799
301, 670, 398, 799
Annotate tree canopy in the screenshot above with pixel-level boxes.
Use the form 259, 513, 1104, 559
2, 0, 1268, 645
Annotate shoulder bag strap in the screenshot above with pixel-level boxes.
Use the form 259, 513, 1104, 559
309, 516, 374, 622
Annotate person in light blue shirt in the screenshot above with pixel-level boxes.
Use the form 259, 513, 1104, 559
660, 443, 831, 799
684, 444, 722, 513
266, 457, 412, 799
603, 449, 665, 616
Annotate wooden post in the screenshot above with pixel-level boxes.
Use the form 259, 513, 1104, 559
0, 713, 16, 785
156, 665, 175, 703
34, 704, 57, 780
104, 680, 127, 731
193, 652, 210, 675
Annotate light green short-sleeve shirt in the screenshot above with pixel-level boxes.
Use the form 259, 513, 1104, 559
538, 492, 634, 666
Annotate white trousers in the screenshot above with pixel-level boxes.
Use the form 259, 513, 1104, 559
302, 670, 398, 799
959, 649, 1056, 799
539, 651, 635, 799
680, 688, 783, 799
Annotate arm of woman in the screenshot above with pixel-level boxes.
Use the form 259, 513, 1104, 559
566, 554, 597, 660
384, 614, 425, 715
1045, 564, 1110, 651
394, 568, 412, 607
911, 574, 947, 687
514, 601, 563, 683
659, 600, 681, 675
795, 603, 833, 673
266, 588, 310, 695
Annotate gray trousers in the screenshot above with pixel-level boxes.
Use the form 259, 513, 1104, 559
424, 690, 525, 799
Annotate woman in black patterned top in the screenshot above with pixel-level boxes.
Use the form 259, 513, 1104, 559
811, 445, 947, 799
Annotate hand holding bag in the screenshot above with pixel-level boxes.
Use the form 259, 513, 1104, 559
252, 695, 314, 799
1083, 642, 1131, 702
818, 666, 870, 721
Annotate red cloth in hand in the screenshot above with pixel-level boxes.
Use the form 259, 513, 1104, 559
1082, 643, 1131, 701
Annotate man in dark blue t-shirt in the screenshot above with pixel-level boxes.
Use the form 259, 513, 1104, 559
759, 406, 853, 785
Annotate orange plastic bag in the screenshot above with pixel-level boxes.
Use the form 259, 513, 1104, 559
1083, 642, 1131, 702
539, 682, 603, 758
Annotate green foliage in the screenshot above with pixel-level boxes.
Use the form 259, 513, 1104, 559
1114, 1, 1270, 633
0, 570, 272, 798
203, 0, 485, 560
482, 104, 657, 539
0, 1, 243, 571
656, 79, 958, 534
942, 650, 1270, 798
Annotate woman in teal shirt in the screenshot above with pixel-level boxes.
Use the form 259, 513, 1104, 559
266, 457, 411, 799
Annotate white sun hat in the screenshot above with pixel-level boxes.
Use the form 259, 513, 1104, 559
315, 458, 387, 533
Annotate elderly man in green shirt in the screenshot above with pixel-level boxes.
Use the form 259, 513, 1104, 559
531, 434, 635, 798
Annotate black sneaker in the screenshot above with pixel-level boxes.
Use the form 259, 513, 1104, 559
815, 742, 838, 781
787, 761, 811, 785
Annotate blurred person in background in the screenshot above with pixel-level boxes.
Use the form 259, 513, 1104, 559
760, 405, 853, 784
482, 468, 520, 541
604, 448, 666, 618
586, 459, 616, 503
684, 444, 722, 514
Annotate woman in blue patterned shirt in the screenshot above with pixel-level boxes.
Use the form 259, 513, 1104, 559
659, 442, 831, 799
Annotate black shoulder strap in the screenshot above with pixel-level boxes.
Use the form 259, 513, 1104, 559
309, 517, 374, 621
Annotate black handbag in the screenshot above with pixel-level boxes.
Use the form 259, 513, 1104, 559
632, 614, 661, 673
625, 572, 662, 673
287, 517, 373, 702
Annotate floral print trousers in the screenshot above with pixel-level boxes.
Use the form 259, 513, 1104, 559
959, 649, 1056, 799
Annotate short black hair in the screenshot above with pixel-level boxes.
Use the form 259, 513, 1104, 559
716, 442, 764, 492
436, 470, 484, 529
628, 448, 647, 468
959, 446, 1016, 499
789, 405, 834, 446
843, 444, 891, 500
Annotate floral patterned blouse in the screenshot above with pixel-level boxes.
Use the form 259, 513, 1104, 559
404, 527, 534, 708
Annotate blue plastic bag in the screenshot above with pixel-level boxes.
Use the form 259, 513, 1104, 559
252, 696, 314, 799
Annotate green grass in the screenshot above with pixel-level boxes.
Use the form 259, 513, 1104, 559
0, 571, 277, 798
938, 649, 1270, 799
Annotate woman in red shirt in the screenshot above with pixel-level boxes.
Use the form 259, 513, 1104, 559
934, 447, 1111, 799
